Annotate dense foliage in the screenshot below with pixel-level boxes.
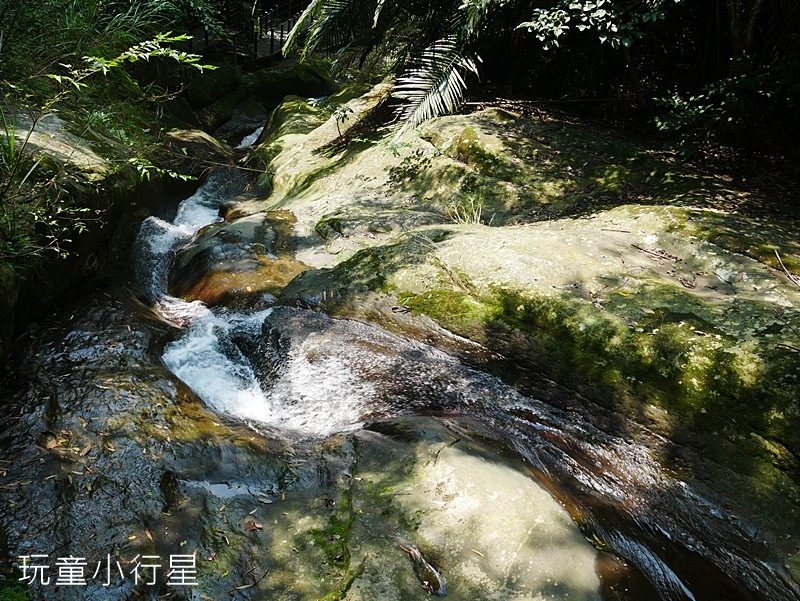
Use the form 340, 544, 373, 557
283, 0, 800, 156
0, 1, 219, 267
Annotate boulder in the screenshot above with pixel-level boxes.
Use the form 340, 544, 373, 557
164, 129, 235, 175
169, 211, 310, 307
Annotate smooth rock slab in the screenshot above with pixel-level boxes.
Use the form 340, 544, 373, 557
348, 418, 601, 601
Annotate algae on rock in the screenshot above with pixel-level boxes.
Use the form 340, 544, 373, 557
239, 84, 800, 569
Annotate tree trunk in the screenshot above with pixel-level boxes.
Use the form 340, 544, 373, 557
727, 0, 765, 56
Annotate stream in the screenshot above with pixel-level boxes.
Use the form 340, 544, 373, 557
1, 129, 798, 601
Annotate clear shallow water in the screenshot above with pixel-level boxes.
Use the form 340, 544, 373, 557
133, 160, 799, 601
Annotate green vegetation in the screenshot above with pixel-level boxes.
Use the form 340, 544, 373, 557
282, 1, 799, 161
0, 580, 28, 601
0, 1, 222, 358
0, 34, 208, 267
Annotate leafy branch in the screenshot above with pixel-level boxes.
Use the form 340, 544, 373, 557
393, 37, 479, 134
1, 34, 214, 265
517, 0, 682, 50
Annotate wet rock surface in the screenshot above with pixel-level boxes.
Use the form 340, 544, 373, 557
236, 85, 800, 590
0, 292, 608, 601
350, 418, 603, 601
164, 129, 236, 175
169, 211, 311, 307
4, 77, 800, 601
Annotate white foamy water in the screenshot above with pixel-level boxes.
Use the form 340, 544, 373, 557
135, 151, 372, 436
236, 126, 263, 149
162, 307, 273, 420
162, 312, 368, 435
134, 170, 245, 300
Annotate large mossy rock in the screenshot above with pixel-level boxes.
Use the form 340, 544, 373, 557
244, 81, 762, 274
287, 203, 800, 431
224, 84, 800, 571
164, 129, 236, 175
243, 59, 334, 110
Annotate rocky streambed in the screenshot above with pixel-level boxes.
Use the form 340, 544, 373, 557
2, 82, 800, 601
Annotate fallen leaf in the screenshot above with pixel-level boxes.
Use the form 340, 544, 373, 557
145, 529, 153, 542
45, 439, 57, 450
244, 521, 262, 532
471, 549, 484, 557
80, 444, 92, 457
640, 307, 655, 314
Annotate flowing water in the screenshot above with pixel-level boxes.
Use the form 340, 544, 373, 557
124, 162, 800, 600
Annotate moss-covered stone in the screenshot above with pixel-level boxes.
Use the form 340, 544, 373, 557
275, 201, 800, 551
243, 58, 334, 110
164, 129, 236, 175
195, 85, 249, 132
183, 62, 240, 110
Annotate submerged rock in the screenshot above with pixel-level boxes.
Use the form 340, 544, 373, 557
169, 210, 311, 307
348, 417, 603, 601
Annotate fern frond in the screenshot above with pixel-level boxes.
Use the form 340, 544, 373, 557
393, 37, 479, 130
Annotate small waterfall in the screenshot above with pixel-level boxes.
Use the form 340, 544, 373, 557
236, 126, 264, 149
134, 169, 249, 303
161, 307, 274, 422
134, 163, 279, 425
133, 145, 372, 436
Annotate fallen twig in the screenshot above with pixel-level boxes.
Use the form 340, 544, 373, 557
631, 244, 680, 262
774, 250, 800, 289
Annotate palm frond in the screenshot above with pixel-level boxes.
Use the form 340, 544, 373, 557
283, 0, 325, 56
393, 37, 479, 131
289, 0, 375, 60
373, 0, 387, 27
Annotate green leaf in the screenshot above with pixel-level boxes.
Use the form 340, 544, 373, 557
393, 37, 479, 131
